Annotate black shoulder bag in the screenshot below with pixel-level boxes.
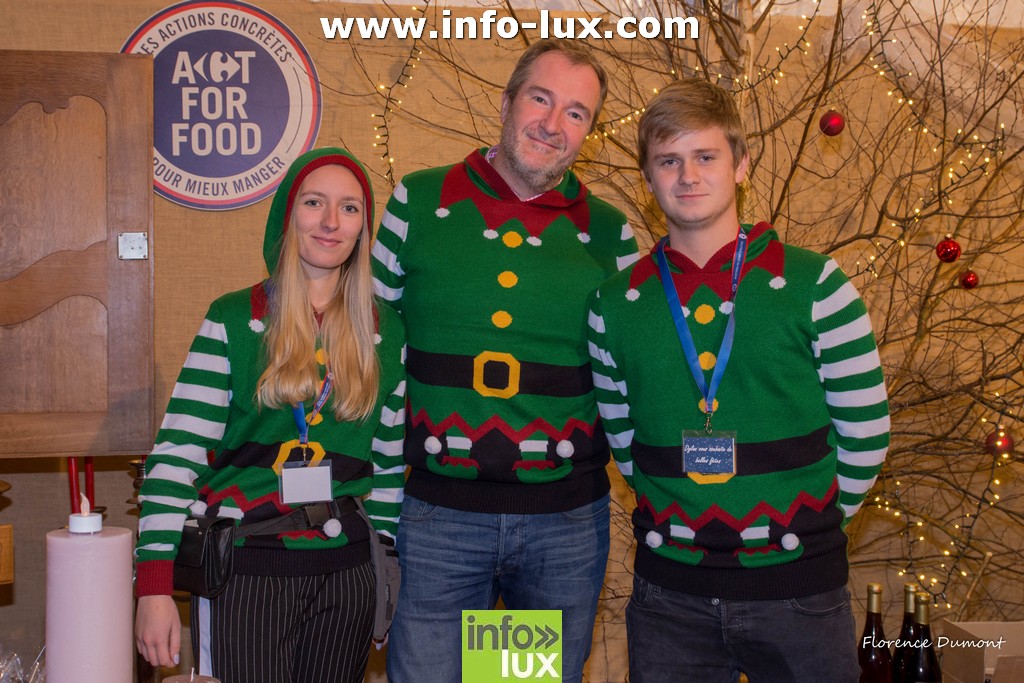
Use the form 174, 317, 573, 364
172, 496, 400, 640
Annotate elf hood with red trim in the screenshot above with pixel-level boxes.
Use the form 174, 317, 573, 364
262, 147, 375, 275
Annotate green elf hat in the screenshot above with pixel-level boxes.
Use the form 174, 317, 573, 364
262, 147, 375, 275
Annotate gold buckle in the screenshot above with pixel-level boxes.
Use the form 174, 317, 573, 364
473, 351, 521, 399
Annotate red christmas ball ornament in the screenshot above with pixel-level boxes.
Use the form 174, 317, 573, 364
985, 428, 1015, 457
819, 110, 846, 136
935, 237, 962, 263
959, 270, 979, 289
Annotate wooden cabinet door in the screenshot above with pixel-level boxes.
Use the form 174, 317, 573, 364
0, 50, 154, 458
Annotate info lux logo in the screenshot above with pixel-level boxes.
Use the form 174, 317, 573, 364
462, 610, 562, 681
122, 0, 321, 210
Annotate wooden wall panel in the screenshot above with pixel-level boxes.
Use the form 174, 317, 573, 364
0, 50, 153, 458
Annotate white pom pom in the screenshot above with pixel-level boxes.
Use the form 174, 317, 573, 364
645, 530, 664, 548
577, 233, 591, 243
770, 276, 787, 290
719, 301, 734, 314
189, 500, 208, 516
483, 229, 499, 240
435, 207, 450, 218
374, 333, 383, 345
527, 236, 542, 246
682, 306, 691, 317
322, 518, 342, 538
555, 440, 575, 458
625, 288, 640, 302
249, 319, 265, 333
425, 436, 443, 454
781, 533, 799, 550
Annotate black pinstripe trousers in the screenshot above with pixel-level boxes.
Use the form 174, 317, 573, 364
191, 562, 375, 683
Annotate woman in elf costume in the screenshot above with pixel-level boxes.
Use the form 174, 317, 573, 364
134, 148, 406, 683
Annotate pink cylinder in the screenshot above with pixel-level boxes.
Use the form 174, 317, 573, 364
45, 525, 134, 683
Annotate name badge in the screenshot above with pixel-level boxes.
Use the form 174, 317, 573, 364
682, 430, 736, 484
279, 460, 333, 504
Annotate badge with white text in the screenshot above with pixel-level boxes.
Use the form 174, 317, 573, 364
280, 460, 332, 504
682, 430, 736, 484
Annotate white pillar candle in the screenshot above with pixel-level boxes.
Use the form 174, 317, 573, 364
45, 496, 133, 683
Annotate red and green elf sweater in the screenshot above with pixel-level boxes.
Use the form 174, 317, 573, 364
372, 148, 639, 513
588, 223, 890, 599
135, 148, 406, 596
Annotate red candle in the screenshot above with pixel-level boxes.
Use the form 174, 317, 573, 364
45, 497, 133, 683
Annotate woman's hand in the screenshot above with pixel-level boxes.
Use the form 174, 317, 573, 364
135, 594, 181, 668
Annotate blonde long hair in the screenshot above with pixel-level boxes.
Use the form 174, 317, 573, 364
256, 211, 380, 422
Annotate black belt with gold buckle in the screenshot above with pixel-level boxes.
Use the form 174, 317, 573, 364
407, 347, 593, 399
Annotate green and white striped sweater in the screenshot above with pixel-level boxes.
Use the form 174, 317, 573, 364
371, 148, 639, 514
135, 285, 406, 596
588, 222, 889, 599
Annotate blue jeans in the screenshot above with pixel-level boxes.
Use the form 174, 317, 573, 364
385, 494, 610, 683
626, 575, 858, 683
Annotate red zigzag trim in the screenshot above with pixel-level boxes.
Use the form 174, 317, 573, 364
629, 222, 785, 302
636, 480, 839, 533
410, 409, 596, 441
200, 484, 291, 516
440, 158, 592, 238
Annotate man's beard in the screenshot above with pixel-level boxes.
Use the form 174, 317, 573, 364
499, 125, 572, 195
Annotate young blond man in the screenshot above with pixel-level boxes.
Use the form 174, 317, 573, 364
589, 79, 890, 682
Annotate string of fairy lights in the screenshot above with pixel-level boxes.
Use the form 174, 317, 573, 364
367, 1, 828, 175
853, 0, 1013, 281
585, 3, 825, 142
370, 3, 429, 187
358, 0, 1021, 616
851, 1, 1021, 615
885, 416, 1019, 612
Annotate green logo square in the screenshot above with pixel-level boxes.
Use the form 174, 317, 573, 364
461, 610, 562, 682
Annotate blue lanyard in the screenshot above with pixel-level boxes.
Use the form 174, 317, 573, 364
291, 372, 333, 461
655, 230, 748, 433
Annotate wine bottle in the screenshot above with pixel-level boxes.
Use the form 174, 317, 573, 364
908, 592, 942, 682
892, 583, 918, 682
859, 583, 893, 682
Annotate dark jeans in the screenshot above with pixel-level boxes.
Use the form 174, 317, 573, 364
386, 494, 611, 683
626, 575, 858, 683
